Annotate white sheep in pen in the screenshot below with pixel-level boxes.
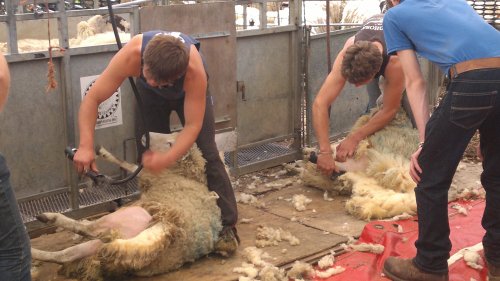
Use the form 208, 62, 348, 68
302, 108, 420, 220
31, 132, 228, 281
0, 15, 130, 53
71, 14, 130, 47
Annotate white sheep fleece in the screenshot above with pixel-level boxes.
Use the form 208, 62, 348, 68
31, 132, 223, 280
302, 108, 420, 220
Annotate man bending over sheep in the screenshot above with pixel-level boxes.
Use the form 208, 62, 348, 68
313, 11, 412, 176
73, 31, 239, 254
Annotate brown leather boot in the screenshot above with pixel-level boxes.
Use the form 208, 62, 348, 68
383, 257, 449, 281
487, 261, 500, 281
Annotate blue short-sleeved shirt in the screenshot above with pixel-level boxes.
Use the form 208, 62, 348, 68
383, 0, 500, 73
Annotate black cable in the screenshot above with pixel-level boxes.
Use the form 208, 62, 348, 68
105, 0, 149, 184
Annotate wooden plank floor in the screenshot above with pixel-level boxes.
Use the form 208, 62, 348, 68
31, 179, 367, 281
257, 184, 366, 237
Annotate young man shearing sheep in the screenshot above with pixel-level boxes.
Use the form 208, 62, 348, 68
73, 31, 239, 254
312, 11, 412, 177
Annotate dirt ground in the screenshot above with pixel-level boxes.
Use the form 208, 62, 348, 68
29, 143, 484, 281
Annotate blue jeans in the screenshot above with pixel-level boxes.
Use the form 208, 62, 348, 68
0, 154, 32, 281
413, 68, 500, 273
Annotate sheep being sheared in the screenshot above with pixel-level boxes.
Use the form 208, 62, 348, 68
31, 132, 232, 281
302, 108, 420, 220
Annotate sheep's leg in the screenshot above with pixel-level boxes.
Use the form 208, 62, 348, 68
37, 213, 99, 239
32, 240, 102, 264
96, 146, 138, 173
335, 155, 369, 173
38, 207, 152, 242
99, 222, 173, 271
312, 144, 369, 173
92, 206, 153, 239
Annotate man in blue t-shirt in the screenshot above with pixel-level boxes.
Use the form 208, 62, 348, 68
382, 0, 500, 280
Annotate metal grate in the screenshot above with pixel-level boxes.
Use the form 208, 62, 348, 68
79, 179, 139, 207
224, 142, 297, 167
19, 192, 71, 223
19, 179, 139, 223
20, 143, 297, 223
468, 0, 500, 28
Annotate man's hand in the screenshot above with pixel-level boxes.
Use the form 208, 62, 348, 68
335, 136, 359, 162
73, 147, 98, 175
316, 153, 338, 176
409, 147, 423, 183
142, 150, 170, 174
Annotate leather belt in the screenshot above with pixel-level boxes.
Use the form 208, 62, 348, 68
449, 57, 500, 77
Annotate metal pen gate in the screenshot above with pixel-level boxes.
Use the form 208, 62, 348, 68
1, 0, 449, 232
1, 1, 244, 231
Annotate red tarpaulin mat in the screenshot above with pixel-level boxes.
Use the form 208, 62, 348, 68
312, 199, 489, 281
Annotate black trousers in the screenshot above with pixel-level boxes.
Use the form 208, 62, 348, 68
135, 82, 238, 227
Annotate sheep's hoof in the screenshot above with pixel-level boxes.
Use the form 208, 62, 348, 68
214, 227, 239, 257
36, 213, 52, 223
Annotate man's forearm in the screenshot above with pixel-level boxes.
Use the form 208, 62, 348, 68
0, 54, 10, 111
351, 106, 399, 142
0, 77, 8, 112
406, 80, 429, 142
170, 125, 200, 160
312, 102, 333, 152
395, 49, 429, 142
78, 98, 99, 149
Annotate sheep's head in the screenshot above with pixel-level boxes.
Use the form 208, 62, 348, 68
104, 15, 130, 33
115, 15, 130, 33
86, 15, 108, 33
